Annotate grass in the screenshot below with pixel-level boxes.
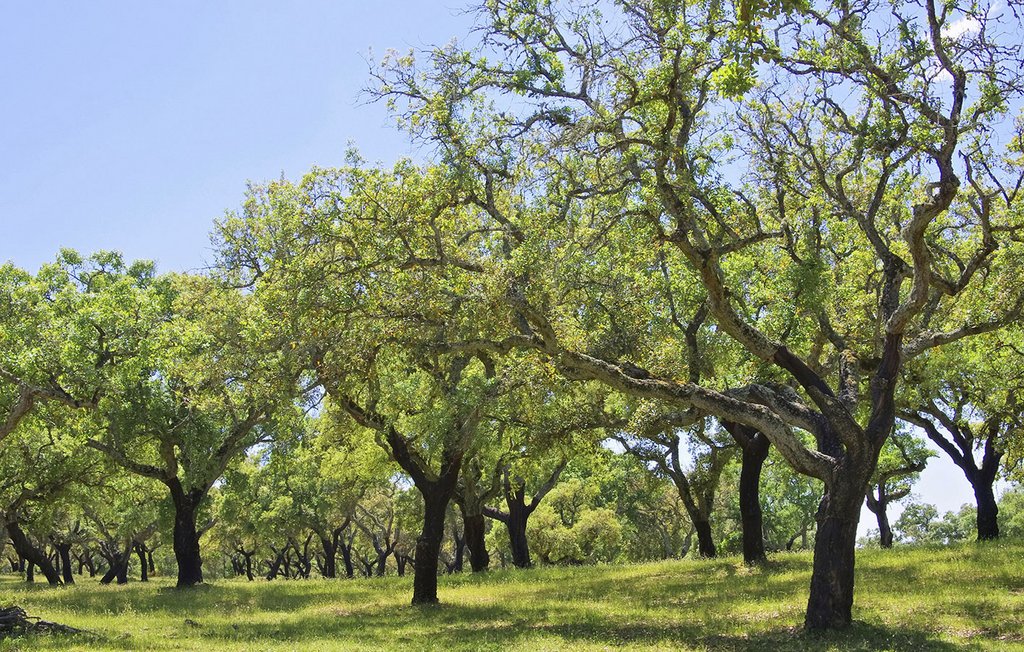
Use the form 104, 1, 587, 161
1, 540, 1022, 651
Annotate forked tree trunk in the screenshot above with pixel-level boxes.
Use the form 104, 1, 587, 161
909, 411, 1003, 542
374, 545, 389, 577
501, 505, 532, 568
483, 462, 566, 569
339, 539, 355, 578
100, 542, 132, 585
242, 551, 254, 581
692, 519, 716, 558
865, 486, 896, 549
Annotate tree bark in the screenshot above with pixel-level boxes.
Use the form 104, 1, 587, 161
462, 510, 489, 572
876, 506, 893, 548
865, 488, 895, 548
339, 539, 355, 578
726, 423, 770, 564
135, 543, 149, 582
693, 518, 716, 558
168, 480, 205, 588
55, 543, 75, 585
907, 410, 1003, 542
975, 480, 999, 541
412, 491, 448, 604
449, 522, 465, 573
318, 534, 337, 578
804, 487, 861, 630
6, 520, 60, 585
99, 542, 131, 585
507, 508, 532, 568
265, 548, 285, 580
374, 546, 390, 577
240, 550, 254, 581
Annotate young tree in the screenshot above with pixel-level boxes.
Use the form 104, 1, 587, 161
87, 274, 297, 587
613, 414, 735, 558
902, 333, 1023, 539
483, 455, 567, 569
864, 431, 932, 548
453, 455, 502, 572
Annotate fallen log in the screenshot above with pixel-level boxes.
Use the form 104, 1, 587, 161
0, 605, 83, 637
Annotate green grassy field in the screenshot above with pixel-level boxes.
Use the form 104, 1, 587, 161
1, 540, 1022, 651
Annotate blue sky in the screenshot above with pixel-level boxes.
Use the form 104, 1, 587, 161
0, 1, 983, 531
1, 1, 473, 273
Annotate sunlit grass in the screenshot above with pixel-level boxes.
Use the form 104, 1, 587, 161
1, 539, 1022, 650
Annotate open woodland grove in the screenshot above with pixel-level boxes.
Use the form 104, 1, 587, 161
2, 0, 1024, 647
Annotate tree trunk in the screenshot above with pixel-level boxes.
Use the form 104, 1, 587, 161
319, 535, 337, 578
26, 561, 35, 583
737, 432, 769, 564
974, 480, 999, 541
339, 541, 354, 578
6, 521, 60, 585
865, 487, 894, 549
266, 548, 285, 580
508, 510, 532, 569
116, 549, 129, 584
55, 543, 75, 585
450, 524, 465, 573
374, 547, 389, 577
693, 518, 717, 558
462, 511, 489, 572
876, 504, 894, 548
169, 481, 205, 588
240, 551, 254, 581
136, 543, 149, 582
100, 542, 131, 585
804, 490, 860, 630
412, 492, 448, 605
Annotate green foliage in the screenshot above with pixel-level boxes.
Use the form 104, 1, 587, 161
528, 478, 623, 564
893, 501, 975, 545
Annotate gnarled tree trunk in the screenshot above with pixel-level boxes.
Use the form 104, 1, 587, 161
168, 480, 205, 588
6, 520, 60, 586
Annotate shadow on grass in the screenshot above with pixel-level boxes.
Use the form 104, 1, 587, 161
83, 600, 961, 652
